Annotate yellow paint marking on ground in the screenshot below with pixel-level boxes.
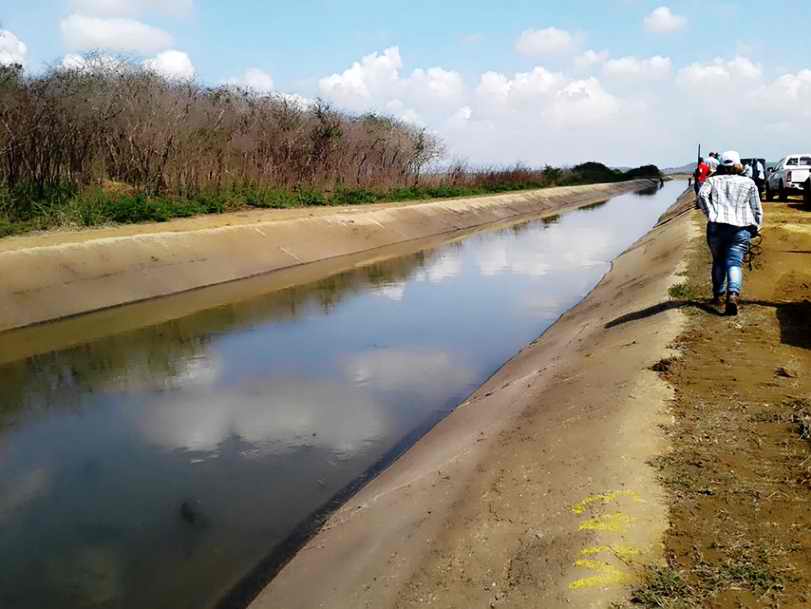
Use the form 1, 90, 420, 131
571, 490, 643, 515
569, 559, 631, 590
580, 544, 640, 562
578, 512, 634, 533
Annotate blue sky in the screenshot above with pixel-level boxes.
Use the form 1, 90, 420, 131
3, 1, 811, 166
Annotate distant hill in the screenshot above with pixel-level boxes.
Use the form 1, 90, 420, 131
569, 162, 662, 183
664, 163, 696, 175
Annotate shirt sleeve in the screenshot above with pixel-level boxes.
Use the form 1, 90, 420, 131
749, 182, 763, 228
697, 180, 711, 215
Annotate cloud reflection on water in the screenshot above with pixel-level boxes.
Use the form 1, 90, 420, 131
344, 348, 477, 399
475, 223, 612, 278
372, 281, 407, 302
415, 253, 463, 284
137, 380, 387, 457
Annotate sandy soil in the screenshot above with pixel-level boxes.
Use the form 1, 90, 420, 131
622, 198, 811, 608
246, 191, 698, 609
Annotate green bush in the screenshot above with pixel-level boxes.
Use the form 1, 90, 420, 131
295, 189, 327, 206
331, 189, 380, 205
384, 187, 426, 201
245, 189, 300, 208
62, 191, 227, 226
0, 220, 22, 238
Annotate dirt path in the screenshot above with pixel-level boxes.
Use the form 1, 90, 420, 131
248, 191, 696, 609
617, 199, 811, 608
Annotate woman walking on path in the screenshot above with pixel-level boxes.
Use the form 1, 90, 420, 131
697, 150, 763, 316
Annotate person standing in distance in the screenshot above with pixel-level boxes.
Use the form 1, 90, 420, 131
694, 157, 711, 198
706, 152, 720, 175
697, 150, 763, 315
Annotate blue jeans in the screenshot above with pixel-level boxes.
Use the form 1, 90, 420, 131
706, 222, 753, 296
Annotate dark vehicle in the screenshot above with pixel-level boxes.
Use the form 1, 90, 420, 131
741, 157, 767, 197
805, 177, 811, 207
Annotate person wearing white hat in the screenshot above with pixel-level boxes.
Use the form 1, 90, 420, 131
697, 150, 763, 315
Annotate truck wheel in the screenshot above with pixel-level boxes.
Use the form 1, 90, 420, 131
779, 182, 788, 202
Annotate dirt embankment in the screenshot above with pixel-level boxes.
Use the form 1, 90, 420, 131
0, 181, 651, 333
246, 190, 697, 609
619, 200, 811, 608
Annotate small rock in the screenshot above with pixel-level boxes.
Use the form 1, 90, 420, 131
179, 499, 206, 527
776, 367, 799, 379
651, 358, 673, 373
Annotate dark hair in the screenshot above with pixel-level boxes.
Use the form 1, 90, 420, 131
716, 164, 737, 175
699, 156, 704, 163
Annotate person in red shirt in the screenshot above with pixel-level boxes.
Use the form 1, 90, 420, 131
694, 157, 710, 197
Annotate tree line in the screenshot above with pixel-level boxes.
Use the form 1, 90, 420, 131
0, 56, 660, 236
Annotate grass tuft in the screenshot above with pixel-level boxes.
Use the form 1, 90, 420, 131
667, 283, 695, 300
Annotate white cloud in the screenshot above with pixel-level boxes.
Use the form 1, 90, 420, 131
643, 6, 687, 33
0, 29, 27, 67
473, 68, 619, 129
768, 70, 811, 101
60, 52, 123, 72
143, 49, 195, 80
408, 67, 465, 104
227, 67, 275, 93
276, 92, 315, 109
60, 13, 173, 54
603, 55, 672, 79
447, 105, 473, 129
676, 56, 762, 90
515, 27, 575, 57
318, 46, 464, 123
750, 70, 811, 121
320, 46, 402, 110
61, 49, 196, 81
224, 68, 313, 108
476, 66, 565, 110
551, 78, 621, 126
70, 0, 193, 18
310, 46, 811, 167
574, 49, 609, 70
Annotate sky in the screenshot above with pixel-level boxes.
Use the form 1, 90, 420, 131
2, 1, 811, 168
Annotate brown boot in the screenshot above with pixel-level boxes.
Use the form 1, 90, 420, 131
711, 294, 723, 307
725, 292, 740, 316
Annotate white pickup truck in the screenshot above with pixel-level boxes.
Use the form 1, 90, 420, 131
766, 154, 811, 201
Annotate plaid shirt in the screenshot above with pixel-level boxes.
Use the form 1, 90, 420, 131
698, 174, 763, 229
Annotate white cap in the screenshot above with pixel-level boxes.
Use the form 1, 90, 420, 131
720, 150, 741, 166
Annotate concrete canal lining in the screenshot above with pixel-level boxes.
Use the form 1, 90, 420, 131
0, 180, 653, 333
247, 186, 694, 609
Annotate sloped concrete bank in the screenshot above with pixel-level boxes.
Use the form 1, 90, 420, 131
248, 189, 695, 609
0, 180, 652, 332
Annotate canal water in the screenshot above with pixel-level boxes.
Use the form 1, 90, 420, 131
0, 181, 683, 609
